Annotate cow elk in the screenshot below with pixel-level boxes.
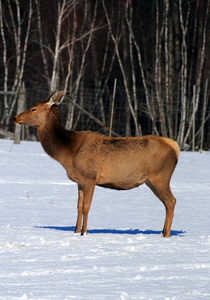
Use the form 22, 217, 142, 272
14, 91, 179, 237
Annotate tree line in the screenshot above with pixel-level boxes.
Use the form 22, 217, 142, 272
0, 0, 209, 149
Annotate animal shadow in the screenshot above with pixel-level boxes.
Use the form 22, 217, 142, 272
35, 226, 185, 236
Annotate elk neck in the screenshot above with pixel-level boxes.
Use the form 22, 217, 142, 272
37, 106, 75, 163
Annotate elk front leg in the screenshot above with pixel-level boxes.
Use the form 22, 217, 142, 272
81, 182, 95, 235
75, 182, 95, 235
75, 185, 84, 233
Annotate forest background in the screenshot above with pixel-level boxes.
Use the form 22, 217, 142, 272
0, 0, 209, 150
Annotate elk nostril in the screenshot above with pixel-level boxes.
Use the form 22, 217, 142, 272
13, 117, 22, 124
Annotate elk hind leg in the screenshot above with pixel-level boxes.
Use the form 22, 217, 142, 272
145, 178, 176, 237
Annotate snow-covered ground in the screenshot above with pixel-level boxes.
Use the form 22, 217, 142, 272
0, 138, 209, 300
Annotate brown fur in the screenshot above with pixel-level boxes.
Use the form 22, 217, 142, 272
14, 91, 179, 237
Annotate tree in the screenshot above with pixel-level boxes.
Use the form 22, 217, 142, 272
0, 0, 32, 127
0, 0, 209, 149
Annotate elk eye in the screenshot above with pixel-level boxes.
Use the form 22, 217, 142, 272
32, 108, 36, 112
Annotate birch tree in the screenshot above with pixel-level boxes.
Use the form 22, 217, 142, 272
65, 0, 98, 129
0, 0, 9, 123
0, 0, 32, 127
177, 0, 190, 147
102, 0, 142, 136
35, 0, 77, 92
183, 0, 210, 147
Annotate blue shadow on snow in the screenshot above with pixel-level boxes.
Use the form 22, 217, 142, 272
35, 226, 185, 236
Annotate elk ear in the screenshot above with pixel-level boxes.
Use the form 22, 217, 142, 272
47, 90, 64, 106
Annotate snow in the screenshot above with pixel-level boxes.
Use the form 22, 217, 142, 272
0, 138, 210, 300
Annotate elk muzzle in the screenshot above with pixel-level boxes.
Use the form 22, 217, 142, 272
13, 116, 22, 125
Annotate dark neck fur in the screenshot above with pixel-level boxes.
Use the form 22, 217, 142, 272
37, 106, 69, 159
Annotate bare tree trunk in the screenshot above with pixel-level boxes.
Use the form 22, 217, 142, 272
173, 1, 181, 140
200, 79, 209, 150
183, 0, 209, 146
0, 0, 32, 128
126, 0, 138, 136
63, 5, 77, 129
65, 0, 98, 130
96, 5, 118, 130
14, 86, 25, 144
177, 0, 189, 148
155, 0, 165, 137
0, 0, 8, 124
102, 0, 140, 136
35, 0, 50, 88
164, 0, 170, 137
125, 1, 158, 135
122, 6, 131, 136
8, 0, 32, 124
50, 0, 66, 92
166, 0, 174, 138
188, 0, 199, 90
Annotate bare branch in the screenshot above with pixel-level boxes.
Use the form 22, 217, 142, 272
102, 0, 140, 136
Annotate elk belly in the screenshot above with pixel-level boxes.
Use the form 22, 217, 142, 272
96, 172, 148, 191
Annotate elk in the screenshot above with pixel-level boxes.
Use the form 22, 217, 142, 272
14, 90, 179, 237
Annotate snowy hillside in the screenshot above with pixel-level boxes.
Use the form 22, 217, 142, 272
0, 139, 209, 300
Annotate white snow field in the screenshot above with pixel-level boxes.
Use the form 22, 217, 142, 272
0, 138, 209, 300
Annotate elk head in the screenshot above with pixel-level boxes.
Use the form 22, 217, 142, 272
14, 90, 64, 128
